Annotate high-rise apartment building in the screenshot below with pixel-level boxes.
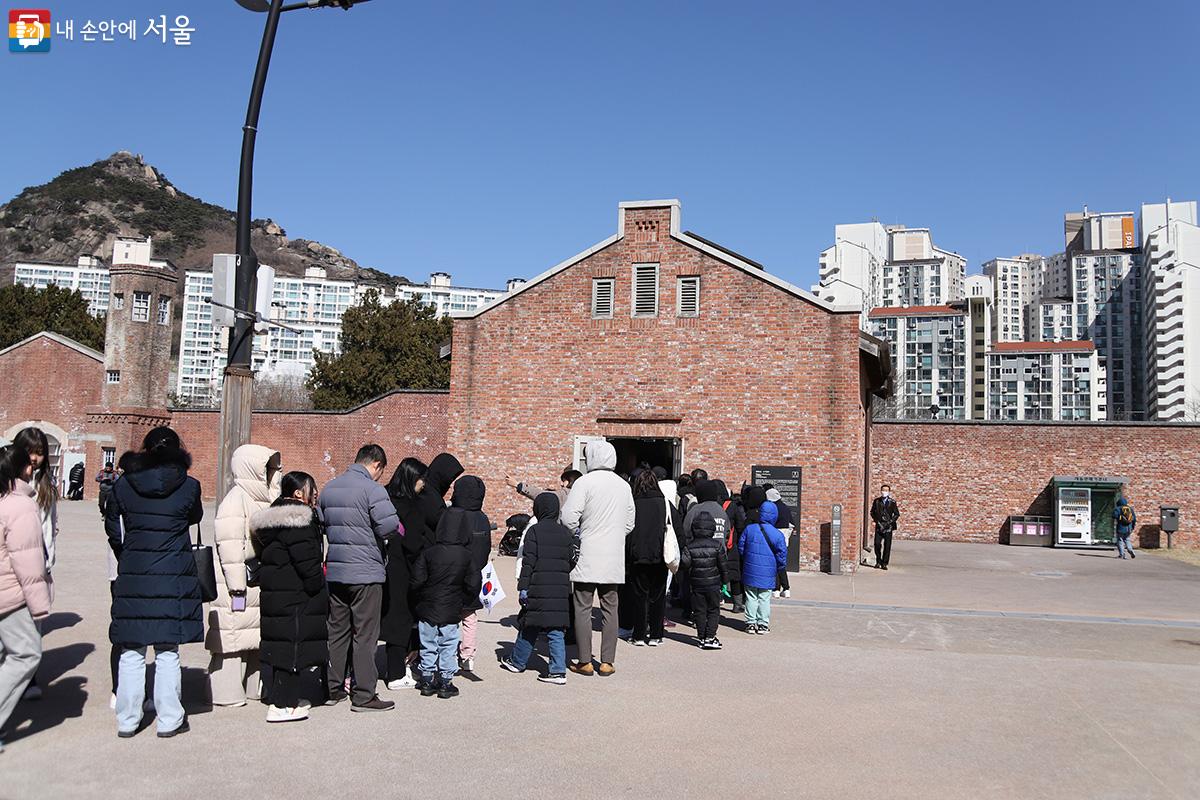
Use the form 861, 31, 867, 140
14, 254, 112, 316
1140, 199, 1200, 420
869, 305, 970, 419
982, 254, 1043, 343
987, 341, 1106, 421
176, 269, 509, 404
815, 222, 965, 326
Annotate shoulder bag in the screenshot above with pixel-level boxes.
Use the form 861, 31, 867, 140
191, 525, 218, 603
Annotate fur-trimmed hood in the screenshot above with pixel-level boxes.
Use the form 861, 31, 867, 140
250, 500, 318, 534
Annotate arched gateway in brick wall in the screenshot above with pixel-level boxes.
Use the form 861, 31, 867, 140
447, 200, 892, 572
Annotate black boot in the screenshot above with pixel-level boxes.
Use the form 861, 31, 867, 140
419, 673, 439, 697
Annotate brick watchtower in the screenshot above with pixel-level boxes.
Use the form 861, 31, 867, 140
87, 237, 178, 469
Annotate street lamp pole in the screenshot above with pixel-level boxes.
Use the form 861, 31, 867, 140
217, 0, 371, 497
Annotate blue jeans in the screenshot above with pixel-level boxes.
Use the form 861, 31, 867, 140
418, 621, 460, 682
744, 586, 772, 625
510, 626, 566, 674
1116, 533, 1134, 558
117, 646, 183, 734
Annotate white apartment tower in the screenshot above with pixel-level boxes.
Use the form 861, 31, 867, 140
14, 254, 111, 316
814, 222, 965, 328
982, 254, 1043, 343
813, 221, 889, 326
1140, 199, 1200, 420
176, 269, 510, 405
964, 275, 993, 419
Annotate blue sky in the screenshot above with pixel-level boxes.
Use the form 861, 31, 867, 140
3, 0, 1198, 290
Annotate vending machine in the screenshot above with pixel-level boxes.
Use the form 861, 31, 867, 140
1056, 487, 1093, 545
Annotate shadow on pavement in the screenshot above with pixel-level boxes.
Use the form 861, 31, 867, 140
40, 641, 95, 685
4, 675, 88, 743
40, 611, 84, 636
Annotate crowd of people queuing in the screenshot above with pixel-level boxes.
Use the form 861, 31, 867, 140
0, 427, 933, 748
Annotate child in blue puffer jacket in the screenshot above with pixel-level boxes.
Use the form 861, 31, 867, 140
737, 486, 788, 635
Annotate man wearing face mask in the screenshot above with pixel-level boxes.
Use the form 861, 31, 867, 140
869, 484, 900, 570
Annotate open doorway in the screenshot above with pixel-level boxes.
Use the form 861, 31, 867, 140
607, 437, 682, 477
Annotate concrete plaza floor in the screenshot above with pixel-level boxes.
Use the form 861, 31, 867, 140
2, 501, 1198, 799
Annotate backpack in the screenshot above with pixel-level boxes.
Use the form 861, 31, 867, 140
1118, 505, 1134, 526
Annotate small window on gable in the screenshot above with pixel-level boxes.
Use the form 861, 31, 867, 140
591, 277, 614, 319
677, 275, 700, 317
631, 263, 659, 317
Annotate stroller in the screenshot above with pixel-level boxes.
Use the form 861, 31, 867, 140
498, 513, 530, 557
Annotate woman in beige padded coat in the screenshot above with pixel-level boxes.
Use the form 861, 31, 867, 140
205, 444, 280, 707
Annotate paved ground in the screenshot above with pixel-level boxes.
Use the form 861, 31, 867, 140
2, 501, 1198, 799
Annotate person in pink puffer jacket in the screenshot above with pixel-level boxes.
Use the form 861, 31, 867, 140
0, 444, 52, 753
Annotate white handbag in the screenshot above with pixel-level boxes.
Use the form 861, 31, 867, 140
662, 498, 680, 573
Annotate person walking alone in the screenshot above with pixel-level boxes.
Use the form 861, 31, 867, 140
1113, 491, 1137, 560
320, 445, 400, 712
0, 445, 51, 753
207, 444, 280, 708
869, 484, 901, 570
251, 472, 328, 723
105, 427, 203, 739
560, 440, 635, 677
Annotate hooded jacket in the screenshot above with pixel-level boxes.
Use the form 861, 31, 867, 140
680, 511, 728, 592
250, 499, 328, 672
628, 481, 667, 566
411, 507, 481, 626
207, 444, 278, 655
681, 480, 732, 549
417, 453, 464, 546
738, 501, 789, 590
1113, 497, 1137, 536
320, 463, 401, 585
560, 441, 636, 584
517, 493, 575, 629
106, 447, 204, 647
451, 475, 492, 612
0, 480, 51, 618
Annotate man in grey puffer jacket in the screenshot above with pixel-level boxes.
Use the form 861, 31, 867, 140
319, 444, 401, 711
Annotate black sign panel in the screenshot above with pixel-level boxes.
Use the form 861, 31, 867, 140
750, 465, 801, 521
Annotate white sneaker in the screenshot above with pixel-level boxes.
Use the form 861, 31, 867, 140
22, 684, 42, 701
460, 657, 475, 673
782, 589, 791, 598
109, 694, 117, 711
266, 705, 309, 723
386, 675, 416, 690
772, 590, 781, 598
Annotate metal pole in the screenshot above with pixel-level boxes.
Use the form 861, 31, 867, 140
217, 0, 285, 498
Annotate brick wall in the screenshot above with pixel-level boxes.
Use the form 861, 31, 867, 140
172, 390, 450, 498
449, 203, 869, 571
872, 420, 1199, 548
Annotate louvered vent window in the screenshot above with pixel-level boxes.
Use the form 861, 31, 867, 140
631, 263, 659, 317
592, 277, 615, 318
677, 275, 700, 317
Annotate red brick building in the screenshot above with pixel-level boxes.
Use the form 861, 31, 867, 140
0, 332, 104, 493
449, 200, 889, 570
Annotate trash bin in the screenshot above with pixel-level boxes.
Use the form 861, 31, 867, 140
1007, 515, 1053, 547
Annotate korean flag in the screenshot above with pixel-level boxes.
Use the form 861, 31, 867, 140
479, 562, 506, 613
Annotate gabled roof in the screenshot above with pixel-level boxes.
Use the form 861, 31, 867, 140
453, 200, 856, 319
0, 331, 104, 362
